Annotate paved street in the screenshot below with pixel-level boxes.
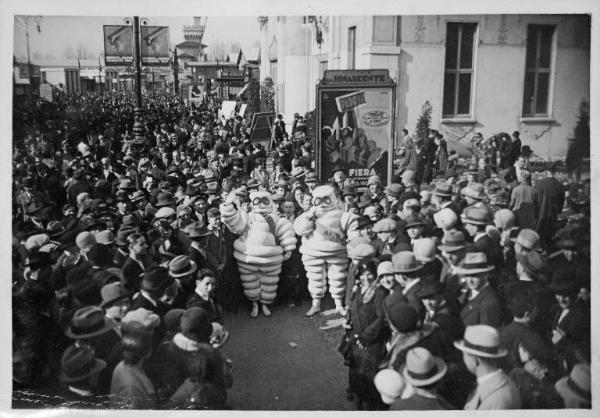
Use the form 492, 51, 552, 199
221, 298, 352, 410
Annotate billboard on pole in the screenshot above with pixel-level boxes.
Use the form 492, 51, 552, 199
316, 69, 396, 189
141, 26, 170, 66
103, 25, 133, 66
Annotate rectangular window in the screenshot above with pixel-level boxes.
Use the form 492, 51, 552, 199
522, 25, 555, 116
373, 16, 395, 43
442, 22, 477, 118
348, 26, 356, 69
269, 60, 278, 86
319, 60, 328, 80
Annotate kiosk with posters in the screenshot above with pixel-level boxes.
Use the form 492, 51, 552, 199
316, 69, 396, 189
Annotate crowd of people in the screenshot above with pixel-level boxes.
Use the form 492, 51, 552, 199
12, 91, 591, 410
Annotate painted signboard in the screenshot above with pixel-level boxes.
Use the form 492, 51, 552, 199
316, 69, 396, 188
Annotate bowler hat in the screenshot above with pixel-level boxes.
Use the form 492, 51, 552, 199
383, 302, 420, 333
392, 251, 423, 273
65, 306, 114, 339
181, 307, 213, 342
341, 185, 357, 197
60, 345, 106, 383
550, 275, 579, 295
402, 347, 447, 387
169, 255, 198, 277
454, 324, 507, 358
455, 252, 494, 275
76, 231, 96, 251
141, 267, 173, 292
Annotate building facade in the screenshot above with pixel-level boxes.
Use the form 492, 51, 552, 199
258, 15, 590, 157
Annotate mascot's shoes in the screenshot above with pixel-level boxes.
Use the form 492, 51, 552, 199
261, 304, 272, 317
305, 303, 321, 317
250, 303, 259, 318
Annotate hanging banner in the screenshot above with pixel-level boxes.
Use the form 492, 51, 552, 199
141, 26, 170, 66
316, 69, 396, 189
103, 25, 134, 66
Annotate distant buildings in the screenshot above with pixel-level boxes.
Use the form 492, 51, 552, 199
258, 15, 590, 157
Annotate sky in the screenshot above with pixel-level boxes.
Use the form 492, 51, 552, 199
13, 15, 261, 62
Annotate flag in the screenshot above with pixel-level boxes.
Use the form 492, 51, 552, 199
98, 55, 102, 71
77, 57, 81, 69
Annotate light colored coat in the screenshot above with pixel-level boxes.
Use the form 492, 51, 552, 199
464, 369, 522, 410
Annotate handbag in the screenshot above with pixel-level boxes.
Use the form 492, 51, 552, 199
337, 328, 354, 365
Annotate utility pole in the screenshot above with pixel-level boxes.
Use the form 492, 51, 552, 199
173, 48, 179, 96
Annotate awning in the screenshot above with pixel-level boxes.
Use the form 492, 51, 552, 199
236, 82, 250, 97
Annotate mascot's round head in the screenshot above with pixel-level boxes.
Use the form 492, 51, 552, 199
312, 185, 339, 211
250, 191, 274, 214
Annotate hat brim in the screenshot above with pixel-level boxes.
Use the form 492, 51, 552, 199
65, 319, 114, 339
437, 243, 466, 252
60, 358, 107, 383
554, 377, 591, 404
461, 217, 488, 226
402, 357, 447, 386
169, 261, 198, 277
454, 265, 494, 275
100, 292, 132, 309
405, 222, 426, 229
155, 200, 176, 207
453, 340, 507, 358
394, 264, 424, 273
510, 238, 536, 250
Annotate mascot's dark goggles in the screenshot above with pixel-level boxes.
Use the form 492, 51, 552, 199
313, 196, 332, 205
253, 197, 271, 206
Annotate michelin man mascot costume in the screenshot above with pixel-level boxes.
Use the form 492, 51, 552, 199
294, 184, 360, 316
220, 191, 296, 317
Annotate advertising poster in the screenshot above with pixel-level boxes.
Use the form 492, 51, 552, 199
103, 25, 133, 66
140, 26, 170, 66
189, 84, 203, 103
318, 87, 394, 187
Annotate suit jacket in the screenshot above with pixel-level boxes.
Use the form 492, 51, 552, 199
464, 370, 521, 410
534, 177, 564, 223
391, 392, 455, 410
471, 234, 503, 269
460, 285, 503, 328
121, 257, 144, 292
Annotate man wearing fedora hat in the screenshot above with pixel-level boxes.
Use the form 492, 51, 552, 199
457, 252, 504, 328
130, 267, 173, 317
455, 325, 521, 409
462, 207, 503, 269
390, 347, 454, 410
385, 251, 426, 317
58, 344, 109, 407
554, 363, 591, 408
